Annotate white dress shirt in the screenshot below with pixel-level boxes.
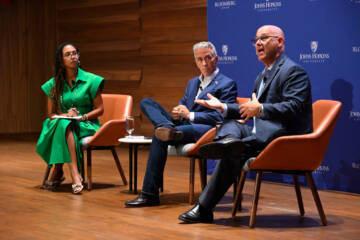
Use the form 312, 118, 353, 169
189, 68, 219, 121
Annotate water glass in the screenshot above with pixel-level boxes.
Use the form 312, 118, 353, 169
126, 116, 135, 137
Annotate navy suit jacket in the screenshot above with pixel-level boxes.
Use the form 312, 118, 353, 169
179, 73, 237, 140
227, 54, 313, 147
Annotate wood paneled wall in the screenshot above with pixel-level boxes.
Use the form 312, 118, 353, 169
0, 0, 56, 134
138, 0, 207, 135
0, 0, 207, 135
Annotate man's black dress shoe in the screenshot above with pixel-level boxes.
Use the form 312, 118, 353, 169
125, 195, 160, 207
178, 203, 213, 223
155, 126, 184, 142
198, 136, 245, 159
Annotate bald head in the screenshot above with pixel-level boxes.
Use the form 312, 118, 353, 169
254, 25, 285, 67
258, 25, 284, 39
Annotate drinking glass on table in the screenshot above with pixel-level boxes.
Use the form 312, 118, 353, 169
126, 116, 135, 137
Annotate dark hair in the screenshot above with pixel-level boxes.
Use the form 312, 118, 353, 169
51, 42, 82, 112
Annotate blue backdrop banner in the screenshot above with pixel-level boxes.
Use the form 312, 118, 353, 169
207, 0, 360, 194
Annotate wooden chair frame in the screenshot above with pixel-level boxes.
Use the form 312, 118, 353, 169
231, 100, 342, 228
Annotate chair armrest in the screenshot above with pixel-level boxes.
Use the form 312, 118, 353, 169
186, 121, 246, 156
86, 119, 126, 146
187, 127, 216, 156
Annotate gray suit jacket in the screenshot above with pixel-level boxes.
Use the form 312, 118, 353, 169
227, 54, 313, 147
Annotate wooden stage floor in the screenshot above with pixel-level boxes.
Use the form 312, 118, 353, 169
0, 139, 360, 240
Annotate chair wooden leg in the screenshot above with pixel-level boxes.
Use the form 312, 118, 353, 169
293, 175, 305, 216
232, 171, 247, 218
197, 157, 204, 190
111, 147, 128, 186
87, 148, 92, 190
42, 165, 52, 187
189, 157, 195, 204
233, 175, 239, 200
305, 172, 327, 226
80, 151, 85, 181
249, 171, 263, 228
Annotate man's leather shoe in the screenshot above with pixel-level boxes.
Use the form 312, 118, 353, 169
125, 195, 160, 207
198, 136, 245, 159
178, 203, 213, 223
155, 126, 184, 142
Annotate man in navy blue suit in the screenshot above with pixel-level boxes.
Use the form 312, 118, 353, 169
125, 41, 238, 207
179, 25, 313, 223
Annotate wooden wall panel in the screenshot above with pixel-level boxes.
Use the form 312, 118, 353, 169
58, 21, 140, 43
57, 0, 136, 10
54, 0, 207, 136
56, 0, 142, 90
141, 9, 206, 29
139, 0, 207, 135
1, 0, 207, 135
57, 2, 139, 23
0, 0, 56, 134
141, 26, 207, 43
141, 0, 206, 12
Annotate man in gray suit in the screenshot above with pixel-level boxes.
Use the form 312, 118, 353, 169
178, 25, 313, 223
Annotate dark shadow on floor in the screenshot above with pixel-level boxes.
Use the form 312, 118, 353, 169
34, 182, 120, 192
215, 214, 339, 228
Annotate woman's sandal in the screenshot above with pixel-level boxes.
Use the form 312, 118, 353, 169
43, 169, 65, 191
72, 181, 84, 194
43, 177, 65, 191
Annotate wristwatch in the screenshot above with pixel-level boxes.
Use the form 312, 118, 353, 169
258, 104, 264, 115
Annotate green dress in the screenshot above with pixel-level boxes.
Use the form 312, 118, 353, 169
36, 68, 104, 169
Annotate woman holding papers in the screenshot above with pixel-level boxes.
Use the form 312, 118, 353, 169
36, 42, 104, 194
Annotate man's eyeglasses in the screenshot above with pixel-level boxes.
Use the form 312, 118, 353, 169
195, 55, 214, 63
64, 51, 79, 58
251, 35, 279, 46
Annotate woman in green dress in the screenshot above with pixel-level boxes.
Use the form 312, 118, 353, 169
37, 42, 104, 194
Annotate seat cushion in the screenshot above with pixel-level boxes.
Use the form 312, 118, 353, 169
242, 157, 255, 171
81, 136, 93, 148
167, 143, 196, 157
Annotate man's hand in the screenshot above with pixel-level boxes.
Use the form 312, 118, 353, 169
239, 93, 262, 121
172, 105, 190, 120
194, 93, 226, 112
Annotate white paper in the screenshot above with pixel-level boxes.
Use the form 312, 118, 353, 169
52, 115, 82, 120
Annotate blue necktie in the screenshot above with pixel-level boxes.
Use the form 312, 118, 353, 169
257, 70, 270, 97
253, 70, 270, 134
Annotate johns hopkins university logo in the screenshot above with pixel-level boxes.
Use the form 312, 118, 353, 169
214, 1, 237, 10
310, 41, 318, 53
314, 165, 330, 175
353, 46, 360, 53
350, 111, 360, 121
218, 44, 238, 64
222, 45, 228, 56
350, 0, 360, 4
299, 41, 330, 63
254, 0, 282, 12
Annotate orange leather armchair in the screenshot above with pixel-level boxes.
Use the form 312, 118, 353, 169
167, 97, 250, 204
84, 94, 132, 190
232, 100, 342, 228
42, 94, 132, 190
